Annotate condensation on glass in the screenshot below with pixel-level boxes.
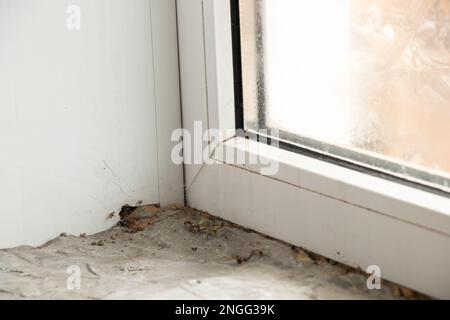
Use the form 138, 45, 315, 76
239, 0, 450, 191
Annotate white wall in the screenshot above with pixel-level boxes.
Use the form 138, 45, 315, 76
0, 0, 183, 248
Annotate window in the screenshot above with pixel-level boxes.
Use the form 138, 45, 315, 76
177, 0, 450, 299
234, 0, 450, 193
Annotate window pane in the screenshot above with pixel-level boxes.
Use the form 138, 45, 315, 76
239, 0, 450, 191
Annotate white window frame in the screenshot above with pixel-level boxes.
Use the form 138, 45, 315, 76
176, 0, 450, 299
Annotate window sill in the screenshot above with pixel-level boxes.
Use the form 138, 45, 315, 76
183, 136, 450, 299
213, 136, 450, 238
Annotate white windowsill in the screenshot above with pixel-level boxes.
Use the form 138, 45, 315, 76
213, 137, 450, 237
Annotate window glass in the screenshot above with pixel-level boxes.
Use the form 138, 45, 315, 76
239, 0, 450, 191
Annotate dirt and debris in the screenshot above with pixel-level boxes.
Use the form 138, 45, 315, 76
90, 240, 104, 247
236, 249, 267, 265
86, 264, 100, 277
294, 248, 313, 264
392, 285, 427, 300
0, 206, 431, 300
183, 219, 226, 238
119, 205, 162, 232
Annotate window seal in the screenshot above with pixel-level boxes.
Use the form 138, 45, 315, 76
230, 0, 244, 130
